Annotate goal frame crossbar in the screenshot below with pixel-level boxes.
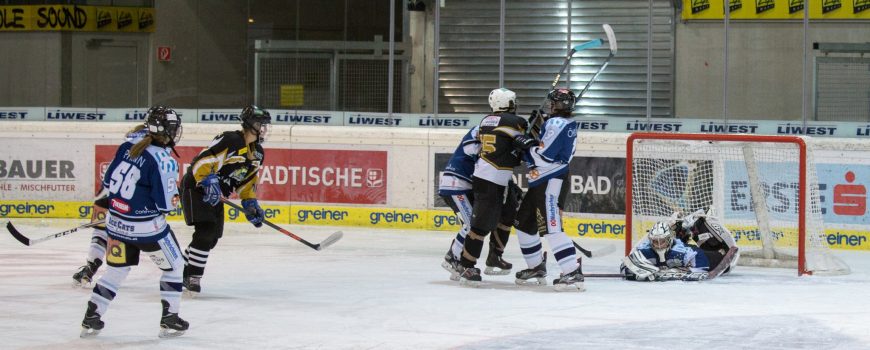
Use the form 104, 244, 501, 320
625, 132, 810, 275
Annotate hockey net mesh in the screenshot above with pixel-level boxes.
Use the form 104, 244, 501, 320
628, 136, 850, 275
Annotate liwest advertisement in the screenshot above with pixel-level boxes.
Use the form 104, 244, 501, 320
95, 145, 387, 205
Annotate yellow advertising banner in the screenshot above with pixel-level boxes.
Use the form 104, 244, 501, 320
683, 0, 870, 19
0, 5, 154, 32
280, 85, 304, 107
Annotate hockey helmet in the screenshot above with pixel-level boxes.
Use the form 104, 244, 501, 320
488, 88, 517, 113
241, 105, 272, 143
648, 221, 674, 260
144, 106, 182, 147
546, 88, 576, 116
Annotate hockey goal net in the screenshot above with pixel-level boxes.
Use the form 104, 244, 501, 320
625, 132, 850, 276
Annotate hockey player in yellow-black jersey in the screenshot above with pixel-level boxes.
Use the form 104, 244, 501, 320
457, 88, 537, 286
180, 105, 271, 296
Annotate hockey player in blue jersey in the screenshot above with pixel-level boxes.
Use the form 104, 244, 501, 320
621, 210, 739, 281
79, 106, 189, 338
512, 88, 584, 292
439, 124, 523, 279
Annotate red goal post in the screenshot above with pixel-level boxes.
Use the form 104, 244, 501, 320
624, 132, 848, 276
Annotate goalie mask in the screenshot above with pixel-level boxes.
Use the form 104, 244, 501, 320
144, 106, 183, 148
546, 88, 576, 117
241, 105, 272, 144
648, 221, 674, 261
488, 88, 517, 113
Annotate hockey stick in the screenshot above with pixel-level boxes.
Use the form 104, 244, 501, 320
221, 199, 343, 251
529, 38, 604, 139
706, 246, 738, 280
572, 241, 616, 258
575, 23, 618, 100
585, 273, 624, 278
6, 220, 104, 246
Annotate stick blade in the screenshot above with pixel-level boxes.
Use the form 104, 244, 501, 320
588, 243, 616, 258
572, 38, 603, 53
6, 221, 31, 246
602, 23, 617, 54
316, 231, 343, 251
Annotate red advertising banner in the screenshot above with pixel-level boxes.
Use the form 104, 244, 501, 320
95, 145, 387, 204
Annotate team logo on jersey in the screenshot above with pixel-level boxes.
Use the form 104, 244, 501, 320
107, 239, 127, 265
480, 116, 501, 127
111, 198, 131, 214
366, 169, 384, 187
228, 168, 248, 182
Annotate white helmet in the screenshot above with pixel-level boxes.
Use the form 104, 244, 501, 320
648, 221, 674, 261
488, 88, 517, 113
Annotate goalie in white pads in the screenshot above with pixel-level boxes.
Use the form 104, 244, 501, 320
621, 210, 739, 281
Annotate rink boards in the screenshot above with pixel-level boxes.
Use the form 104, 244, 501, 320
2, 122, 870, 251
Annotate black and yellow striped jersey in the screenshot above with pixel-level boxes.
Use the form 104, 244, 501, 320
186, 130, 264, 200
473, 112, 528, 186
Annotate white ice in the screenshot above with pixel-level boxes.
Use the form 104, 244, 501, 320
2, 218, 870, 349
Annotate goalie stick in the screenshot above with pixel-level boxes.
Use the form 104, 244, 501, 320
6, 220, 103, 246
529, 23, 618, 139
221, 199, 343, 251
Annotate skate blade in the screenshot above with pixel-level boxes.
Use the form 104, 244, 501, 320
72, 279, 93, 289
183, 290, 199, 299
459, 279, 481, 288
158, 328, 186, 338
448, 272, 459, 281
515, 277, 547, 286
484, 266, 511, 275
80, 327, 100, 338
554, 282, 586, 292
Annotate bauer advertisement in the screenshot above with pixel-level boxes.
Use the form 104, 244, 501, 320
95, 145, 387, 205
0, 138, 93, 201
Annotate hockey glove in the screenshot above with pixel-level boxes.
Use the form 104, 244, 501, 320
199, 174, 221, 206
241, 199, 265, 228
513, 134, 538, 150
527, 109, 545, 136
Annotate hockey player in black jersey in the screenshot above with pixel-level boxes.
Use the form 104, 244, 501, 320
457, 88, 537, 286
180, 105, 271, 296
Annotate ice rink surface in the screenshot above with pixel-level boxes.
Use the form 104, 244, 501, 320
2, 219, 870, 350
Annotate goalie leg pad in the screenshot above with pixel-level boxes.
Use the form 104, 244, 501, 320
622, 250, 658, 281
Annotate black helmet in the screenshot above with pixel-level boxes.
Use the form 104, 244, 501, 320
546, 88, 576, 116
240, 105, 272, 143
145, 106, 182, 147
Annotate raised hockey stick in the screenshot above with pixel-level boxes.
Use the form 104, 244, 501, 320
6, 220, 104, 246
221, 199, 343, 251
529, 38, 603, 139
572, 241, 616, 258
575, 23, 618, 100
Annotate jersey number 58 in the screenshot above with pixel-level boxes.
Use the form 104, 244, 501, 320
108, 162, 141, 200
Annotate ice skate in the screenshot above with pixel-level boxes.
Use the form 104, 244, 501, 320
183, 275, 201, 298
159, 300, 189, 338
484, 252, 512, 275
458, 266, 482, 287
515, 252, 547, 286
80, 301, 104, 338
441, 250, 461, 281
553, 261, 585, 292
72, 259, 102, 288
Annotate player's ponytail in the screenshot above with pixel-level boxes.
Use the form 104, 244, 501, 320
128, 125, 152, 159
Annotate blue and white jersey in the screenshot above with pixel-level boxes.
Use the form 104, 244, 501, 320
635, 238, 710, 272
102, 131, 180, 243
525, 116, 578, 188
438, 126, 480, 195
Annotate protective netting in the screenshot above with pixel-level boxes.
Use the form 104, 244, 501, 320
628, 135, 850, 275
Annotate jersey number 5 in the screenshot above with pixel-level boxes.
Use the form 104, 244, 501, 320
108, 162, 141, 200
480, 134, 496, 155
